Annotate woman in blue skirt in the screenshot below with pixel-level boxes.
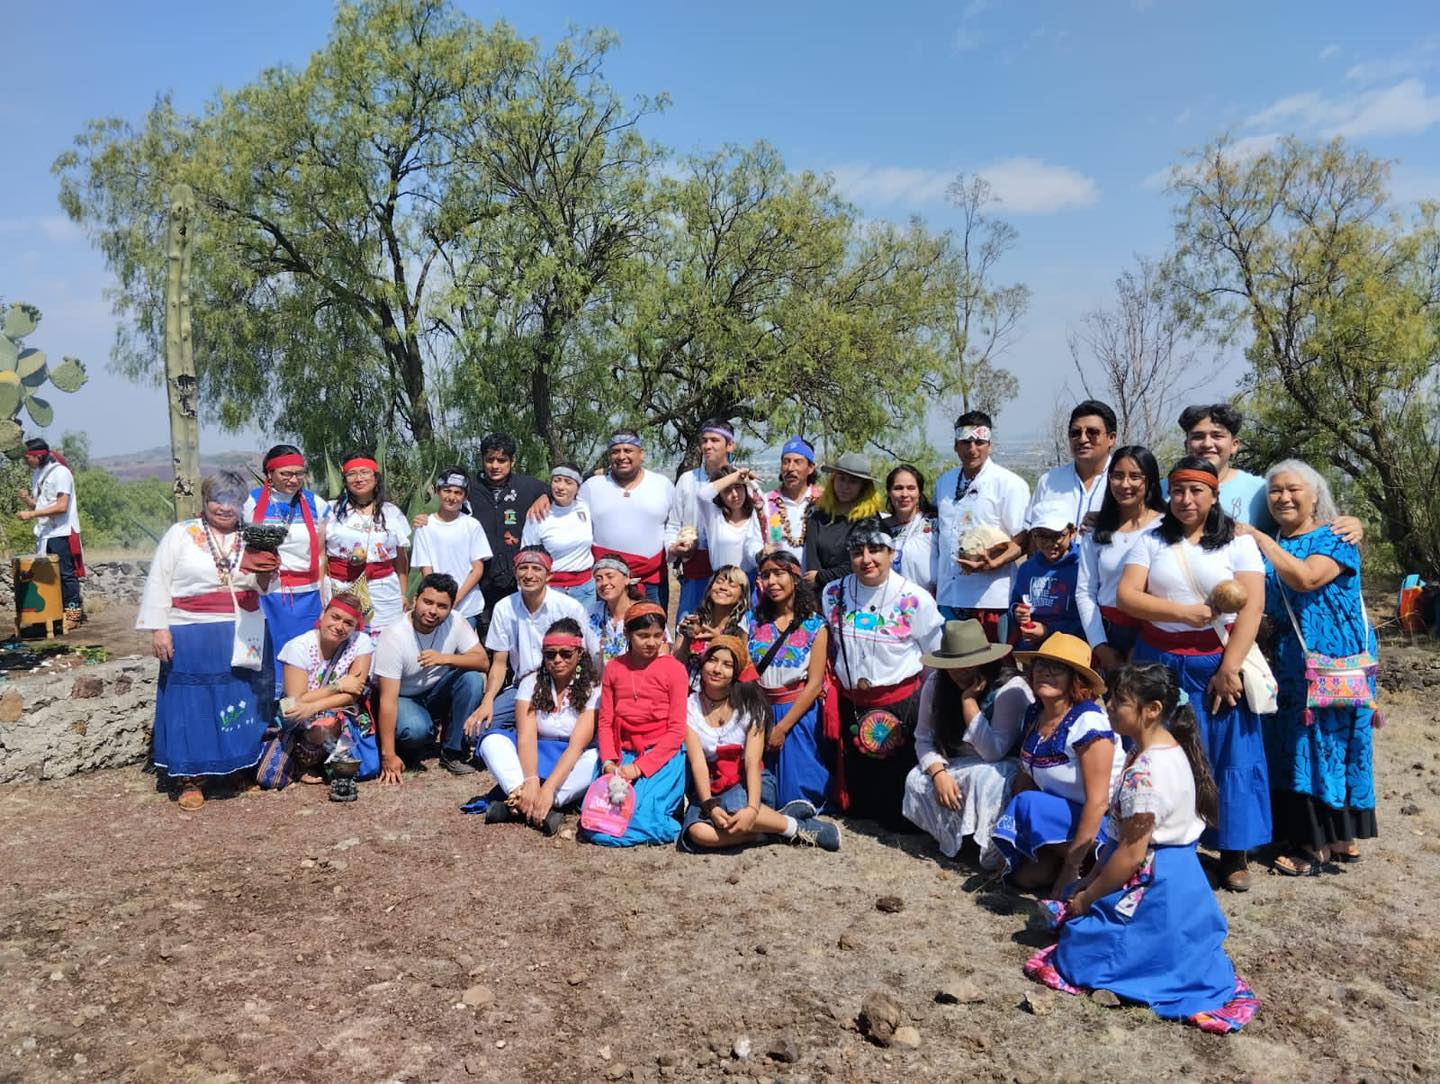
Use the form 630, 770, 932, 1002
1117, 456, 1269, 892
137, 473, 278, 811
748, 550, 832, 817
1025, 663, 1259, 1033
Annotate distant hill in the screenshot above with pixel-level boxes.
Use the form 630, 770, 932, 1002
93, 446, 261, 482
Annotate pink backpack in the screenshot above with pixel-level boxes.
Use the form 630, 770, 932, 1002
580, 775, 636, 837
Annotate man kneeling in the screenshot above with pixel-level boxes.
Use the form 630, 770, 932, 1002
374, 573, 489, 783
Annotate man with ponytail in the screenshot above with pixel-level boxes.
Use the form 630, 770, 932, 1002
1024, 663, 1259, 1035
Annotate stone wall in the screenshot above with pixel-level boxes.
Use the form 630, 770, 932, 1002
0, 656, 156, 784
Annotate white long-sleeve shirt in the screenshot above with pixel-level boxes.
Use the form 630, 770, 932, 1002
137, 520, 270, 629
1075, 519, 1161, 647
914, 671, 1034, 773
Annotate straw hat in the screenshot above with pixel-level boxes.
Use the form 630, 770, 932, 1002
921, 620, 1014, 669
1014, 632, 1106, 696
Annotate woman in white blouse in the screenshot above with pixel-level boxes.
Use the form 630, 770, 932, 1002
882, 464, 939, 597
821, 516, 944, 827
699, 469, 764, 580
137, 473, 278, 811
903, 620, 1034, 867
1116, 455, 1269, 892
1075, 446, 1165, 672
323, 452, 410, 634
521, 464, 595, 611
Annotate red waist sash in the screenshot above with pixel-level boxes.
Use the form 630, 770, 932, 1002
709, 744, 744, 794
1140, 623, 1224, 656
1100, 604, 1139, 629
326, 556, 396, 582
549, 567, 594, 588
764, 680, 807, 705
593, 545, 663, 585
839, 670, 925, 705
680, 549, 713, 582
173, 589, 260, 614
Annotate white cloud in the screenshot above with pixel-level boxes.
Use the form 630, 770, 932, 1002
1245, 78, 1440, 139
0, 216, 83, 244
830, 157, 1099, 215
1345, 39, 1438, 85
1141, 132, 1280, 191
1318, 44, 1340, 62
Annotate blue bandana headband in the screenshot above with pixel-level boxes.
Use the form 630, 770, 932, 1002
701, 424, 735, 443
781, 437, 815, 464
609, 432, 643, 449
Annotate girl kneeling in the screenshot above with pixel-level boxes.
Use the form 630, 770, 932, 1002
277, 592, 375, 784
1024, 663, 1259, 1033
479, 617, 600, 835
682, 637, 840, 852
587, 603, 690, 846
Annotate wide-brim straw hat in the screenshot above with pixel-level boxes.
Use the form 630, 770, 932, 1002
921, 619, 1014, 669
1014, 632, 1107, 696
821, 451, 875, 484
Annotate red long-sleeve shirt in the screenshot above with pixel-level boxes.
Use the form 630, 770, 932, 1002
598, 653, 688, 777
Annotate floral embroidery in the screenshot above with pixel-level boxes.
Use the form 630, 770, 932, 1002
824, 589, 921, 640
218, 701, 248, 730
748, 615, 821, 670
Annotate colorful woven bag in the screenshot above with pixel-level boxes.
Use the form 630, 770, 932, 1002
1279, 585, 1380, 726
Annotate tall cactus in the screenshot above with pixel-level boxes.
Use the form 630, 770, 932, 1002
0, 303, 88, 453
165, 183, 202, 522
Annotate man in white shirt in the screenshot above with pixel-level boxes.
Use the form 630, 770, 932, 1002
933, 411, 1030, 642
1027, 399, 1116, 530
579, 431, 676, 609
467, 546, 598, 735
373, 573, 490, 781
18, 437, 84, 626
665, 418, 735, 619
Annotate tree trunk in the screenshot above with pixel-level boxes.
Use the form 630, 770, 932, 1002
164, 183, 202, 523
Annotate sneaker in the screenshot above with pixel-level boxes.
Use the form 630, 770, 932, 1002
779, 799, 818, 821
439, 750, 478, 775
790, 817, 841, 852
540, 810, 564, 837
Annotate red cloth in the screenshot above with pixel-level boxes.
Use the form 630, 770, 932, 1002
597, 653, 689, 776
826, 670, 925, 810
172, 589, 260, 614
763, 680, 807, 705
549, 567, 593, 589
252, 487, 320, 585
1099, 604, 1139, 628
592, 544, 664, 586
680, 548, 712, 582
67, 532, 86, 580
1139, 624, 1224, 656
708, 744, 744, 793
326, 556, 397, 581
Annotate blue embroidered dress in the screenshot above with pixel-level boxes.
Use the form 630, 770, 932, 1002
749, 614, 831, 811
1263, 529, 1378, 849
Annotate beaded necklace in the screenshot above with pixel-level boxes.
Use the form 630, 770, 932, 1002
770, 488, 815, 547
201, 520, 241, 586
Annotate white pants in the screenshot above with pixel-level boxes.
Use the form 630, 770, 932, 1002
478, 733, 598, 808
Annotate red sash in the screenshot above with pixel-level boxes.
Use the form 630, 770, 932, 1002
1139, 623, 1224, 656
680, 549, 713, 582
593, 545, 663, 585
709, 744, 744, 794
326, 556, 397, 582
172, 589, 260, 614
68, 533, 87, 579
549, 567, 593, 589
763, 680, 807, 705
252, 487, 320, 587
1100, 604, 1139, 628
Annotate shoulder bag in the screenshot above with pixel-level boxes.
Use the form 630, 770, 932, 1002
1278, 582, 1379, 726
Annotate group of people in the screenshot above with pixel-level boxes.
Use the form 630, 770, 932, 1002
135, 402, 1385, 1034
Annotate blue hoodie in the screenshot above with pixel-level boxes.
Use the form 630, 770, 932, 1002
1010, 544, 1083, 648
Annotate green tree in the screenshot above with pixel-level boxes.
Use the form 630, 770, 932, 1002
1169, 135, 1440, 576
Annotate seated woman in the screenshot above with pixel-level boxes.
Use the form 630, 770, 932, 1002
1244, 459, 1378, 874
586, 603, 690, 847
479, 617, 600, 835
276, 592, 375, 784
992, 633, 1122, 896
1025, 663, 1259, 1034
902, 620, 1034, 868
674, 564, 753, 688
749, 550, 831, 816
681, 636, 840, 852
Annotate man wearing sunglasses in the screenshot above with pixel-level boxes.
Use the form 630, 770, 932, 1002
933, 410, 1030, 643
465, 545, 599, 738
1027, 399, 1117, 531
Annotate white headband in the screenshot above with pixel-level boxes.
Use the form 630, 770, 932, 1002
955, 425, 992, 443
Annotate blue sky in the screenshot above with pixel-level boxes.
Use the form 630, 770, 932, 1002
6, 1, 1439, 457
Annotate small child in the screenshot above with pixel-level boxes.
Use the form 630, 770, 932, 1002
1011, 505, 1083, 650
681, 637, 839, 852
410, 468, 493, 632
1023, 663, 1259, 1033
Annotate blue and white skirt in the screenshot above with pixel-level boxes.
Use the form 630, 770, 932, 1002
991, 789, 1082, 869
153, 622, 273, 779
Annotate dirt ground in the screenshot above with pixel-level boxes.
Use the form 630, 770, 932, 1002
2, 617, 1439, 1082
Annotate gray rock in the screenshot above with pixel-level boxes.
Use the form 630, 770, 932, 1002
1090, 989, 1121, 1008
1021, 989, 1055, 1016
875, 895, 905, 913
859, 990, 902, 1045
891, 1026, 921, 1049
462, 984, 494, 1008
935, 978, 985, 1004
767, 1036, 800, 1063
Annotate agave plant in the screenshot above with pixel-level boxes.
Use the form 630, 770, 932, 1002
0, 303, 88, 453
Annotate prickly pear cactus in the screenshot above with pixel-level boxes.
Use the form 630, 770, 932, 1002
0, 303, 88, 453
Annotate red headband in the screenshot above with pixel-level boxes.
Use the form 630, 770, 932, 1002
1169, 468, 1220, 492
325, 597, 364, 623
542, 633, 585, 649
514, 550, 553, 572
342, 457, 379, 474
265, 453, 305, 472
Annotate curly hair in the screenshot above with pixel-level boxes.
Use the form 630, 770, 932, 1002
529, 618, 598, 715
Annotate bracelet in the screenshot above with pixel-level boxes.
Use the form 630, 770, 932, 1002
928, 764, 948, 779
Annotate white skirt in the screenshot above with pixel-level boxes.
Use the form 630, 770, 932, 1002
902, 756, 1020, 868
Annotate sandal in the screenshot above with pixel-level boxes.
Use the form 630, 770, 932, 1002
1270, 850, 1321, 877
1330, 842, 1360, 863
177, 784, 205, 812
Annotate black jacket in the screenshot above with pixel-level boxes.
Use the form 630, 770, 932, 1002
804, 508, 854, 591
469, 471, 549, 595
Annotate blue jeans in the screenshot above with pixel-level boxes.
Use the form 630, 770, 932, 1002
394, 669, 486, 756
555, 579, 597, 613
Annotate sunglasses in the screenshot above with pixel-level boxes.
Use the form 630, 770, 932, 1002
1068, 427, 1106, 440
543, 648, 579, 661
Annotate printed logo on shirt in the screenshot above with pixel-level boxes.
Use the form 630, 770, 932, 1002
503, 509, 518, 526
1027, 571, 1072, 616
